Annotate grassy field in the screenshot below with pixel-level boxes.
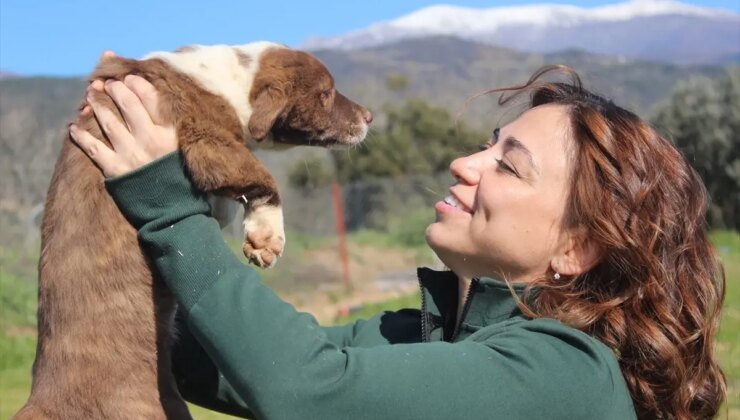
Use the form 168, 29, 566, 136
715, 231, 740, 418
1, 231, 738, 419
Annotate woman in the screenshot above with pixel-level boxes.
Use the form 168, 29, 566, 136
69, 66, 726, 419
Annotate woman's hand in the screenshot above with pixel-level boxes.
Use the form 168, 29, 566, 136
70, 72, 178, 178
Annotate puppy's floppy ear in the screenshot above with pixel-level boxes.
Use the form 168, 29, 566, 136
248, 87, 287, 141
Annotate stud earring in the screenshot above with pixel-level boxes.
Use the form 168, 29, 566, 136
553, 272, 561, 280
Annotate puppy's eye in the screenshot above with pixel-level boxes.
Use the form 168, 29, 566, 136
320, 89, 332, 100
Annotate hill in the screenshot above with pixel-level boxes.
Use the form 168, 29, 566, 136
0, 36, 725, 230
304, 0, 740, 65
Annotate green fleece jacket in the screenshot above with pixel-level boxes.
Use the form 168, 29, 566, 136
106, 152, 636, 420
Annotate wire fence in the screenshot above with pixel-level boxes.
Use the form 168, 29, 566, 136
218, 172, 452, 240
2, 172, 450, 311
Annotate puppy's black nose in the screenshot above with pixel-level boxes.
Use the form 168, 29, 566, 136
363, 110, 373, 124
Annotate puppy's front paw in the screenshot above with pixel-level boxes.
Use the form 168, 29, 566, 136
242, 205, 285, 268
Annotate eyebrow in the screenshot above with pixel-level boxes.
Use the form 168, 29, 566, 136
502, 136, 540, 175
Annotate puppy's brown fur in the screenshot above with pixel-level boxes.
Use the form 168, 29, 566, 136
15, 45, 369, 419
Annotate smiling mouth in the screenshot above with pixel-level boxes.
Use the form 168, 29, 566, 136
443, 195, 473, 213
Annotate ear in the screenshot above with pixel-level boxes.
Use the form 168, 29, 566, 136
550, 228, 603, 277
248, 87, 287, 141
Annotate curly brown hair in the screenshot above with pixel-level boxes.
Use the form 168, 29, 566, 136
486, 66, 726, 419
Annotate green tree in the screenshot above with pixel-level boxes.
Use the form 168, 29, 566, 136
332, 99, 486, 231
287, 157, 334, 189
333, 99, 486, 182
652, 68, 739, 230
385, 74, 409, 93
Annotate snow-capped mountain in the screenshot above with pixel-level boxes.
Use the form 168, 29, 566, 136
303, 0, 740, 65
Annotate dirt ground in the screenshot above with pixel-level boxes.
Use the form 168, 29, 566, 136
278, 243, 436, 324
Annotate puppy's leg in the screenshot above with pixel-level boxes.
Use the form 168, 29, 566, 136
242, 201, 285, 268
178, 124, 285, 268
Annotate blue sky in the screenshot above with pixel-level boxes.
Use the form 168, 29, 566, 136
1, 0, 738, 76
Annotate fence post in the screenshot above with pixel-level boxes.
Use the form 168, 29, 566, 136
332, 181, 351, 290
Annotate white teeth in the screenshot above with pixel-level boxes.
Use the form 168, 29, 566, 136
444, 195, 473, 213
444, 195, 460, 208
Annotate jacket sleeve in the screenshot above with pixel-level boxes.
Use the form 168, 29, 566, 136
171, 310, 412, 417
106, 152, 623, 420
171, 312, 256, 418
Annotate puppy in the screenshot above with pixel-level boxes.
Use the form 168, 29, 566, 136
14, 42, 370, 419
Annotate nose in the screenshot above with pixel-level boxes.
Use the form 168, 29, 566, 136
450, 155, 481, 185
362, 110, 373, 124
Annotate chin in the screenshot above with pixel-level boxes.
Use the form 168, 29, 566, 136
424, 222, 442, 249
425, 223, 489, 278
425, 223, 458, 267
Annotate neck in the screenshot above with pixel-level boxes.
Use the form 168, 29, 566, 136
456, 275, 474, 321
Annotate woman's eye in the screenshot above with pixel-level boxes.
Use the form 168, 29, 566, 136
496, 158, 518, 176
478, 141, 493, 151
491, 128, 500, 144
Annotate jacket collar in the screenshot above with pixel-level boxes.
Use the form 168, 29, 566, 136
417, 267, 526, 342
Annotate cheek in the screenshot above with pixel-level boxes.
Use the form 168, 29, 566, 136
474, 179, 522, 225
288, 99, 323, 128
472, 182, 564, 256
309, 98, 334, 126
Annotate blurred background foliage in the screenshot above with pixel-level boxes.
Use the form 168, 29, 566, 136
652, 67, 740, 230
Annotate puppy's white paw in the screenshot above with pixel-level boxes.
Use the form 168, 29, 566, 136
242, 205, 285, 268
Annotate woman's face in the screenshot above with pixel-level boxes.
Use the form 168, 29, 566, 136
426, 104, 574, 282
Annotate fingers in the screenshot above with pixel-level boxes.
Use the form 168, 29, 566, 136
101, 50, 117, 59
86, 87, 135, 150
90, 79, 105, 91
123, 75, 163, 124
69, 124, 122, 177
103, 79, 156, 137
76, 61, 175, 177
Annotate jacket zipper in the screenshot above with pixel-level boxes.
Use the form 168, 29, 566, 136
418, 276, 430, 342
450, 278, 479, 342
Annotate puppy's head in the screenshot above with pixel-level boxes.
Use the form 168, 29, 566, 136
247, 48, 371, 147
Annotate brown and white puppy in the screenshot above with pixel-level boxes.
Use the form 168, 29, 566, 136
149, 42, 371, 267
14, 42, 369, 420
